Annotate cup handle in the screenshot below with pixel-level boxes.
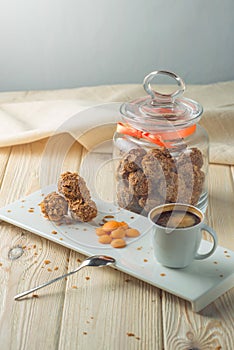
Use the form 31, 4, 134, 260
194, 224, 218, 260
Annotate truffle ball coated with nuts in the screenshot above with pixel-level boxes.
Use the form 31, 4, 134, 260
118, 148, 147, 175
40, 192, 68, 222
69, 199, 97, 222
177, 147, 203, 169
142, 147, 175, 179
58, 172, 91, 201
128, 170, 148, 196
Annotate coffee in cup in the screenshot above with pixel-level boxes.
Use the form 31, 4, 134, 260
148, 203, 218, 268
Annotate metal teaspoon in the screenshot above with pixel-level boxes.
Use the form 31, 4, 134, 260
14, 255, 116, 300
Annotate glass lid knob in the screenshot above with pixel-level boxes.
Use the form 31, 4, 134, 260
143, 70, 186, 104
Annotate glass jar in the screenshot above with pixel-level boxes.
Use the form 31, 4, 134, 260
113, 70, 209, 215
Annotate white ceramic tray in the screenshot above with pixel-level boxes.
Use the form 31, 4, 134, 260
0, 185, 234, 312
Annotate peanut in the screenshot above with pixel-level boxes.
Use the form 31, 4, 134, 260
110, 228, 126, 239
118, 221, 129, 230
102, 220, 120, 232
95, 227, 107, 236
98, 235, 112, 244
125, 228, 140, 237
111, 238, 126, 248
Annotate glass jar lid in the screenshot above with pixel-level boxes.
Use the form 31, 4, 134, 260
120, 70, 203, 133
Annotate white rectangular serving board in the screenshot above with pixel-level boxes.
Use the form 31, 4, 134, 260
0, 185, 234, 312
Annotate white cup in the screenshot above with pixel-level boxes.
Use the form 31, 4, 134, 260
148, 203, 218, 268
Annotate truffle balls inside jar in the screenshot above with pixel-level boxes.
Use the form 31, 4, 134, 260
142, 147, 176, 180
128, 169, 148, 196
40, 192, 68, 222
117, 148, 146, 178
177, 147, 204, 169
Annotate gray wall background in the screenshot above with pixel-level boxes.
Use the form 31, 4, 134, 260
0, 0, 233, 92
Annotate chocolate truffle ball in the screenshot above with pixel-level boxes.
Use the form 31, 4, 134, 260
40, 192, 68, 222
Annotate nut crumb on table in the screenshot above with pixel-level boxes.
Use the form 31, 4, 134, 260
127, 332, 135, 337
44, 260, 51, 265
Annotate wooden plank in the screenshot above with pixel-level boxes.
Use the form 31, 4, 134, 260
0, 138, 84, 349
162, 164, 234, 350
207, 164, 234, 247
39, 133, 83, 187
0, 139, 47, 206
58, 150, 163, 350
0, 146, 12, 187
79, 148, 116, 202
58, 251, 163, 350
162, 293, 226, 350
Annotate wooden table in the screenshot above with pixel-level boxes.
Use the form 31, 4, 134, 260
0, 135, 234, 350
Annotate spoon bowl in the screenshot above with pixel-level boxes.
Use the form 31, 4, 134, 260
14, 255, 116, 300
81, 255, 116, 268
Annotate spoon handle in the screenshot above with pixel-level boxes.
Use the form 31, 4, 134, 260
14, 265, 83, 300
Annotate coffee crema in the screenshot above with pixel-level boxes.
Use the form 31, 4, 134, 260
152, 209, 201, 229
